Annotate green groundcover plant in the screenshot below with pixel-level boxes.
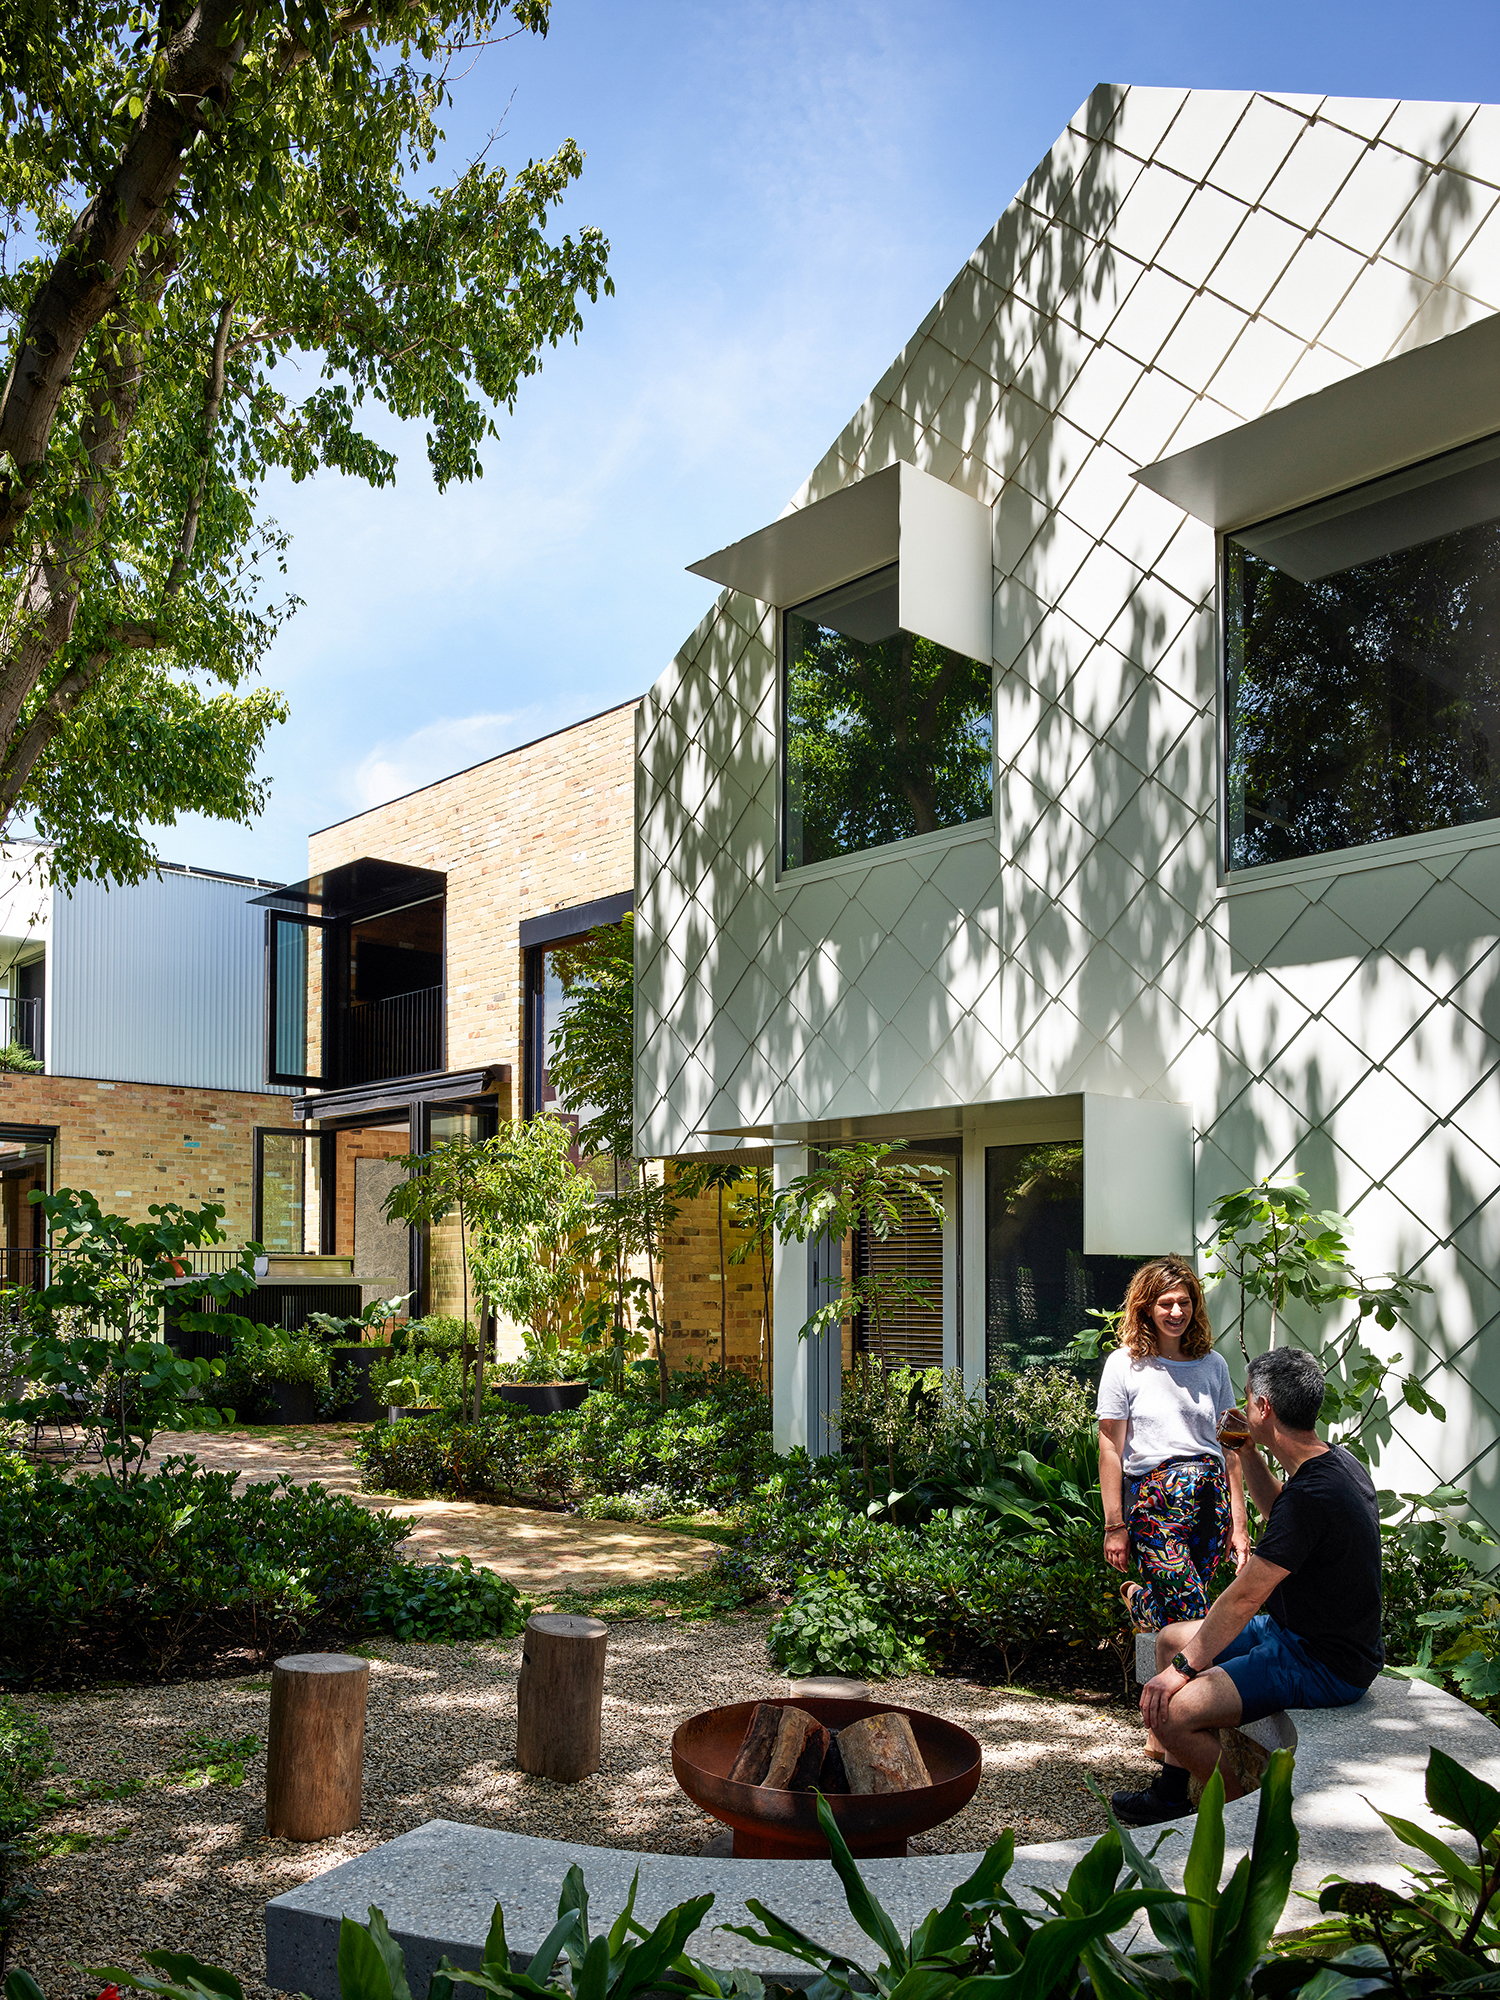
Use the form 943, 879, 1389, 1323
17, 1746, 1500, 2000
0, 1455, 408, 1686
358, 1556, 529, 1645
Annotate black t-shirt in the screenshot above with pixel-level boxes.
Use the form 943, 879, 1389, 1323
1254, 1443, 1384, 1688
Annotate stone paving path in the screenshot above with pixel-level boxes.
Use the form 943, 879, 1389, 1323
154, 1429, 719, 1599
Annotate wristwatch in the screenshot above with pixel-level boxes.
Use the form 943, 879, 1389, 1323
1171, 1652, 1200, 1679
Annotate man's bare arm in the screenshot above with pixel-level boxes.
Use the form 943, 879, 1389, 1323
1181, 1554, 1289, 1669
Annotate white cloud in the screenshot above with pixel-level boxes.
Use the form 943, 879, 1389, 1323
342, 710, 540, 815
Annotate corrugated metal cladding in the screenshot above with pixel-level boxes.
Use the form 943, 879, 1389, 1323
49, 872, 287, 1092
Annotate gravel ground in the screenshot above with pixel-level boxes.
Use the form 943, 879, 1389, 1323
8, 1616, 1148, 2000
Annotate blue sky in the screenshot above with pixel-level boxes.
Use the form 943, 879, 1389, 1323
160, 0, 1500, 885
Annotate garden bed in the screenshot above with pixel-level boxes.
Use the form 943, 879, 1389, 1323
6, 1617, 1146, 2000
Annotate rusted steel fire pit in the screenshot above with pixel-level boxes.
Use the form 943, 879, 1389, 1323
671, 1696, 982, 1858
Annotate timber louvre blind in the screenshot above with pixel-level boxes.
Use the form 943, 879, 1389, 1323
854, 1189, 943, 1369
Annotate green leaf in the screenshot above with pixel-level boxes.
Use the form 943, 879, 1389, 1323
337, 1915, 396, 2000
1428, 1745, 1500, 1844
142, 1957, 243, 2000
1212, 1749, 1298, 1996
5, 1975, 48, 2000
1182, 1766, 1225, 1986
572, 1933, 611, 2000
812, 1791, 908, 1970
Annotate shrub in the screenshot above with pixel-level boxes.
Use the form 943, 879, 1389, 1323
0, 1456, 409, 1686
576, 1485, 677, 1522
359, 1554, 530, 1643
354, 1371, 772, 1512
768, 1572, 927, 1679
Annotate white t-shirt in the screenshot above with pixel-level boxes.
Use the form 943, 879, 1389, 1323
1096, 1347, 1236, 1478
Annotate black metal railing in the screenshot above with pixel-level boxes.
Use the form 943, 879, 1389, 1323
342, 985, 441, 1085
0, 996, 42, 1061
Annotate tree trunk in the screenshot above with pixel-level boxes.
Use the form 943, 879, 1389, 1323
515, 1613, 607, 1782
265, 1651, 370, 1839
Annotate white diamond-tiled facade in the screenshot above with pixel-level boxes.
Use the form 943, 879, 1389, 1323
636, 84, 1500, 1514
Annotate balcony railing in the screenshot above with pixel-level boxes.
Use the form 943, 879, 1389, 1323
1, 996, 42, 1062
342, 985, 441, 1085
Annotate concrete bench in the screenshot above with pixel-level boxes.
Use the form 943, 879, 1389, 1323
266, 1675, 1498, 1999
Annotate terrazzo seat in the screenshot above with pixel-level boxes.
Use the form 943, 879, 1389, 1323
266, 1676, 1499, 1998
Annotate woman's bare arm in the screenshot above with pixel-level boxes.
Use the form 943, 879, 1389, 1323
1098, 1419, 1130, 1573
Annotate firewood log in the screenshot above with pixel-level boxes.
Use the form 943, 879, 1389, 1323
837, 1711, 932, 1794
728, 1702, 784, 1785
762, 1707, 829, 1790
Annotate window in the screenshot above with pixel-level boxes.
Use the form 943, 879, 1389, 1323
783, 564, 994, 871
984, 1142, 1137, 1371
1225, 434, 1500, 872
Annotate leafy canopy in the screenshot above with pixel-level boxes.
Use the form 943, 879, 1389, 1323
0, 0, 611, 884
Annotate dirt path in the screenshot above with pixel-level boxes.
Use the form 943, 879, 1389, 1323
151, 1429, 719, 1598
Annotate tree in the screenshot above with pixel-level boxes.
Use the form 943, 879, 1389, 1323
382, 1134, 498, 1420
0, 1188, 258, 1484
547, 913, 678, 1406
0, 0, 611, 885
467, 1114, 598, 1364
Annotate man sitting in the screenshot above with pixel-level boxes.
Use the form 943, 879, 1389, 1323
1112, 1345, 1382, 1826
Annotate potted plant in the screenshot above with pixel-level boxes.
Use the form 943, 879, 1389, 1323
468, 1114, 605, 1413
384, 1371, 441, 1423
306, 1293, 411, 1421
495, 1336, 593, 1415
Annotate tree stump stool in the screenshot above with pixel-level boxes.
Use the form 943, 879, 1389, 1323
515, 1613, 607, 1782
266, 1651, 371, 1840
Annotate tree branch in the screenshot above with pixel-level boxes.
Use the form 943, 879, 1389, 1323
0, 621, 168, 821
0, 0, 251, 553
166, 296, 234, 596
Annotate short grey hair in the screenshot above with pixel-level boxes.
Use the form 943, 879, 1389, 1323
1245, 1347, 1327, 1432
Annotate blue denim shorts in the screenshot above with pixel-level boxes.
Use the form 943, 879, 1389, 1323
1213, 1613, 1369, 1723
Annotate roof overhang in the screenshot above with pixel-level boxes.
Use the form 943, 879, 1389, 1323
293, 1065, 509, 1127
688, 460, 993, 662
250, 856, 445, 924
1135, 310, 1500, 533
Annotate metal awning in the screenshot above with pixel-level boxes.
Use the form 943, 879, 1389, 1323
1134, 311, 1500, 533
249, 856, 446, 923
293, 1064, 509, 1127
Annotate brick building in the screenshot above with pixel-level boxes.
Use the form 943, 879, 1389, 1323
271, 701, 770, 1371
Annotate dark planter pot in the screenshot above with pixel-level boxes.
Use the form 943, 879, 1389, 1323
498, 1381, 591, 1416
325, 1347, 388, 1422
388, 1405, 441, 1423
268, 1381, 318, 1425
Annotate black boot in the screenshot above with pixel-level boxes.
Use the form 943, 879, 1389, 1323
1111, 1764, 1193, 1826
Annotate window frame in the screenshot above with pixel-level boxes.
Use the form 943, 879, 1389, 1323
1217, 435, 1500, 884
776, 564, 998, 886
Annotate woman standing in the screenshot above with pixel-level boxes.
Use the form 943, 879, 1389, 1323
1097, 1257, 1250, 1630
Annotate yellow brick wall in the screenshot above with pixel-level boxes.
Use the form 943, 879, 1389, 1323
0, 1072, 293, 1238
659, 1165, 773, 1384
307, 701, 639, 1090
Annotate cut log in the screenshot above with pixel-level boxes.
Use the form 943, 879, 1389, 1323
728, 1702, 784, 1786
837, 1712, 932, 1795
265, 1651, 370, 1841
819, 1731, 850, 1795
515, 1613, 608, 1782
762, 1707, 829, 1790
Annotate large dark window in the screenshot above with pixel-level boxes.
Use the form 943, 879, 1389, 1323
256, 859, 445, 1090
985, 1143, 1137, 1372
783, 564, 994, 871
1225, 436, 1500, 872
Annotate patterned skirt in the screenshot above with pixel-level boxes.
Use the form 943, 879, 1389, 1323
1122, 1453, 1231, 1631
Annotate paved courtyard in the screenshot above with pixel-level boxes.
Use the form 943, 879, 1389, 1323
145, 1429, 719, 1597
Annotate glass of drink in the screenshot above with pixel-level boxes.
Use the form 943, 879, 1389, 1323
1217, 1406, 1250, 1448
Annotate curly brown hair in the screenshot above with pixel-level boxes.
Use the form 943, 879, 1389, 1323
1116, 1257, 1213, 1360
